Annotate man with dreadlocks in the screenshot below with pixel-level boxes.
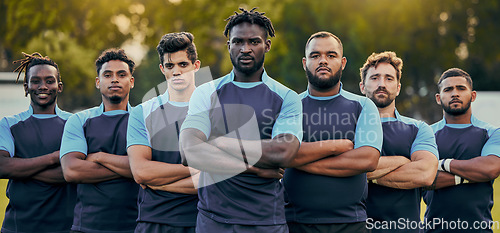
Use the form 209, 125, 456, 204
60, 48, 138, 233
180, 7, 302, 233
0, 52, 76, 233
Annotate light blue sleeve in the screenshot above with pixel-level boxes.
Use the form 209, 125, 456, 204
60, 113, 88, 158
411, 122, 439, 158
0, 118, 15, 156
482, 128, 500, 157
181, 83, 214, 139
354, 98, 383, 151
272, 90, 303, 142
127, 105, 150, 148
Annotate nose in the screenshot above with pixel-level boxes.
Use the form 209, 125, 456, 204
319, 55, 328, 65
172, 65, 181, 76
240, 42, 251, 53
39, 80, 48, 90
111, 74, 119, 83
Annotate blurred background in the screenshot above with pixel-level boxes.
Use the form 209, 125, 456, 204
1, 0, 500, 230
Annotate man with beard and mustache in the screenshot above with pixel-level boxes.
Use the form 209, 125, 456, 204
282, 31, 382, 233
0, 52, 76, 233
60, 48, 139, 233
358, 51, 438, 233
179, 7, 302, 233
422, 68, 500, 233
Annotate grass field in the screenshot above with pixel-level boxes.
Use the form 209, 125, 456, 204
0, 179, 499, 231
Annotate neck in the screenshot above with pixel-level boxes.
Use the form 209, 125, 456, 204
31, 103, 56, 114
168, 86, 195, 102
233, 67, 264, 82
444, 110, 472, 124
102, 97, 128, 112
308, 82, 341, 97
378, 102, 396, 118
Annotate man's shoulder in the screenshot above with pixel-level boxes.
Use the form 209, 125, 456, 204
1, 108, 32, 127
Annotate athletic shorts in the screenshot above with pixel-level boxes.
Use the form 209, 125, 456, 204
288, 221, 368, 233
196, 213, 288, 233
135, 222, 195, 233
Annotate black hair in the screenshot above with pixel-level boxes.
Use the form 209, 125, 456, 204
223, 7, 275, 38
157, 32, 198, 65
437, 68, 473, 92
95, 48, 135, 75
13, 52, 60, 84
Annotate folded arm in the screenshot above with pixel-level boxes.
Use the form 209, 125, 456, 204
128, 145, 194, 186
0, 150, 60, 179
449, 155, 500, 182
374, 151, 438, 189
147, 172, 200, 195
295, 146, 380, 177
86, 152, 133, 178
61, 152, 121, 183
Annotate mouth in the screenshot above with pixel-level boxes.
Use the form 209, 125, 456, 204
36, 93, 51, 99
109, 86, 122, 91
449, 99, 462, 105
171, 78, 184, 84
239, 56, 254, 64
316, 67, 331, 74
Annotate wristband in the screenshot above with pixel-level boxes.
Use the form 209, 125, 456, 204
372, 179, 378, 184
454, 175, 461, 185
440, 159, 453, 173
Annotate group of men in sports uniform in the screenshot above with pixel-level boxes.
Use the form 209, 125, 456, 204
1, 6, 499, 233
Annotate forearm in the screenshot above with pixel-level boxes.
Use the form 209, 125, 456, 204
367, 156, 410, 180
375, 159, 438, 189
148, 173, 199, 195
88, 152, 133, 178
431, 171, 457, 190
213, 134, 300, 168
448, 155, 500, 182
0, 151, 59, 179
61, 153, 121, 183
133, 161, 193, 186
31, 166, 66, 184
287, 139, 354, 167
296, 146, 379, 177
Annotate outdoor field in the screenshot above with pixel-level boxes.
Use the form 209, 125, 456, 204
1, 179, 500, 231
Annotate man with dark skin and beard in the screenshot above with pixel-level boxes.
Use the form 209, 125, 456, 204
359, 51, 438, 233
179, 8, 302, 233
282, 31, 383, 233
422, 68, 500, 233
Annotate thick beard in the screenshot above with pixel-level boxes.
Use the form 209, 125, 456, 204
441, 98, 472, 116
306, 66, 341, 90
231, 54, 265, 75
369, 87, 394, 108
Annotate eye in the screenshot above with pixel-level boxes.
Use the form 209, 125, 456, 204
104, 74, 111, 78
180, 63, 188, 68
165, 64, 174, 69
310, 54, 319, 59
46, 80, 55, 84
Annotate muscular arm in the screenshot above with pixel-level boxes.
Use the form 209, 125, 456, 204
428, 171, 456, 190
147, 172, 200, 195
367, 156, 411, 180
128, 145, 193, 186
448, 155, 500, 182
32, 166, 66, 183
86, 152, 133, 178
374, 151, 438, 189
211, 134, 301, 168
295, 146, 380, 177
60, 152, 121, 183
0, 150, 60, 179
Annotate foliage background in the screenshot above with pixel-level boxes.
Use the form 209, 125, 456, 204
1, 0, 500, 230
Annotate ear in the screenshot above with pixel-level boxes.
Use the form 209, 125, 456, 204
396, 82, 401, 97
227, 40, 231, 51
159, 63, 165, 75
95, 77, 100, 89
435, 93, 441, 105
359, 81, 366, 95
24, 83, 28, 97
341, 57, 347, 71
194, 60, 201, 72
265, 39, 271, 53
58, 81, 64, 93
302, 57, 307, 71
130, 76, 135, 89
471, 90, 477, 103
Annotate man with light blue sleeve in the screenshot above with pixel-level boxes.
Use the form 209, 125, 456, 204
60, 48, 139, 233
282, 31, 382, 233
358, 51, 438, 233
179, 8, 302, 233
127, 32, 200, 233
0, 52, 76, 233
422, 68, 500, 233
